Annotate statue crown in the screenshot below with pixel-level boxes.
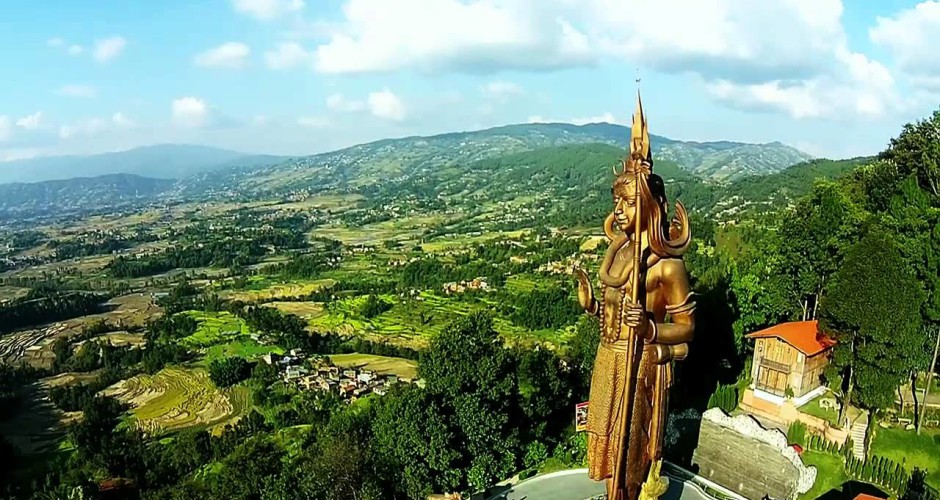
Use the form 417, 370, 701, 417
615, 91, 654, 177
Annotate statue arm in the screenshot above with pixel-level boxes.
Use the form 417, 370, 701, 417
650, 259, 695, 346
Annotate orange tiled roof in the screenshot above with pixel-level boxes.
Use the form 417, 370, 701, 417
746, 320, 836, 356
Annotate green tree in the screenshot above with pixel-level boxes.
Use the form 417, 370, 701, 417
821, 227, 925, 418
775, 181, 863, 320
879, 108, 940, 199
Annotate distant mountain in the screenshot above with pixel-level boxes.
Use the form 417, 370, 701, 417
711, 156, 873, 220
0, 144, 288, 184
186, 122, 812, 198
0, 174, 174, 220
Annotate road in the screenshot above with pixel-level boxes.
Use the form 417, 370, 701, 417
485, 469, 715, 500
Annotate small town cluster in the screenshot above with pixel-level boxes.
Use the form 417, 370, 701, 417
261, 349, 417, 402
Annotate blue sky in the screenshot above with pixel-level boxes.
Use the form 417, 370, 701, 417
0, 0, 937, 162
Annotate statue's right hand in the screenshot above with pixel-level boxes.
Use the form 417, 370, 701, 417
573, 267, 595, 313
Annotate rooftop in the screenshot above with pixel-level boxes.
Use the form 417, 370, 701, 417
746, 320, 836, 356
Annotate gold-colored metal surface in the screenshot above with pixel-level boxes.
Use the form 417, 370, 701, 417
574, 93, 696, 500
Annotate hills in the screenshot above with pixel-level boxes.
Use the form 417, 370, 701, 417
0, 144, 288, 185
0, 122, 833, 224
187, 122, 812, 198
0, 174, 174, 219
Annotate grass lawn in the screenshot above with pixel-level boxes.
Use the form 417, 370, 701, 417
328, 352, 418, 379
800, 450, 849, 499
800, 394, 840, 428
870, 426, 940, 490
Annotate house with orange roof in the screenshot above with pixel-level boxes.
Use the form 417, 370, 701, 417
746, 320, 836, 407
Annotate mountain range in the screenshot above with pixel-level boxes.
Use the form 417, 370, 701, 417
0, 123, 812, 188
184, 122, 813, 198
0, 144, 289, 185
0, 122, 835, 223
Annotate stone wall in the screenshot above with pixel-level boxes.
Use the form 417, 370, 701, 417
691, 409, 814, 500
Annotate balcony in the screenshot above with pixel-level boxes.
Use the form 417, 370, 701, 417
759, 358, 791, 373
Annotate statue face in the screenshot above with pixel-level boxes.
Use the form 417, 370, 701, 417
612, 179, 638, 232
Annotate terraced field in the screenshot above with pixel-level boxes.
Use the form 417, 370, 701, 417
102, 367, 249, 435
307, 291, 569, 348
180, 311, 250, 347
223, 279, 335, 302
263, 301, 324, 318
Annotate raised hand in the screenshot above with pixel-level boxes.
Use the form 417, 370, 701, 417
573, 267, 598, 315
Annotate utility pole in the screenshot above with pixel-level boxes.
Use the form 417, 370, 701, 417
919, 326, 940, 435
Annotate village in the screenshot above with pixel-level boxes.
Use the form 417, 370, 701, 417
262, 348, 419, 402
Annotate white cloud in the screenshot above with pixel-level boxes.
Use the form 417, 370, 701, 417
93, 36, 127, 62
15, 112, 43, 130
112, 112, 136, 129
194, 42, 251, 69
482, 81, 524, 100
57, 113, 135, 140
59, 118, 109, 139
367, 89, 406, 121
68, 44, 84, 56
264, 42, 312, 70
870, 1, 940, 91
707, 47, 898, 120
326, 93, 366, 112
0, 116, 11, 141
57, 84, 97, 98
297, 115, 330, 128
232, 0, 305, 21
528, 112, 621, 125
252, 115, 270, 126
46, 37, 64, 48
172, 97, 210, 128
311, 0, 903, 120
313, 0, 594, 74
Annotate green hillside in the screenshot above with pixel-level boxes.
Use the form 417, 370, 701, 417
183, 123, 812, 199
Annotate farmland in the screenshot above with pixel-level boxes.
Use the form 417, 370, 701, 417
101, 367, 249, 435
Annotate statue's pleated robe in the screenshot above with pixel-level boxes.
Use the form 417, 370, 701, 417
586, 335, 661, 499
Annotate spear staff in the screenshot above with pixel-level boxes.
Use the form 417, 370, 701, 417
609, 90, 648, 500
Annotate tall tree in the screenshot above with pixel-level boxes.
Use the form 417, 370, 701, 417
821, 227, 925, 419
775, 181, 863, 320
879, 108, 940, 199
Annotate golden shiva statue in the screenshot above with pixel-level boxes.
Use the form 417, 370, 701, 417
573, 94, 696, 500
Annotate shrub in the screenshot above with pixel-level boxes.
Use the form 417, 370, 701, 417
707, 384, 738, 414
787, 421, 807, 447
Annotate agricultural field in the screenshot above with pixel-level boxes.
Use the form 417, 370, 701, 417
222, 278, 335, 302
328, 353, 418, 379
306, 290, 570, 348
418, 229, 527, 253
0, 285, 28, 302
263, 301, 324, 318
0, 380, 73, 455
201, 339, 281, 365
180, 311, 250, 347
92, 331, 146, 348
101, 367, 250, 435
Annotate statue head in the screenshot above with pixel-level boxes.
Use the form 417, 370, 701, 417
605, 92, 691, 258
